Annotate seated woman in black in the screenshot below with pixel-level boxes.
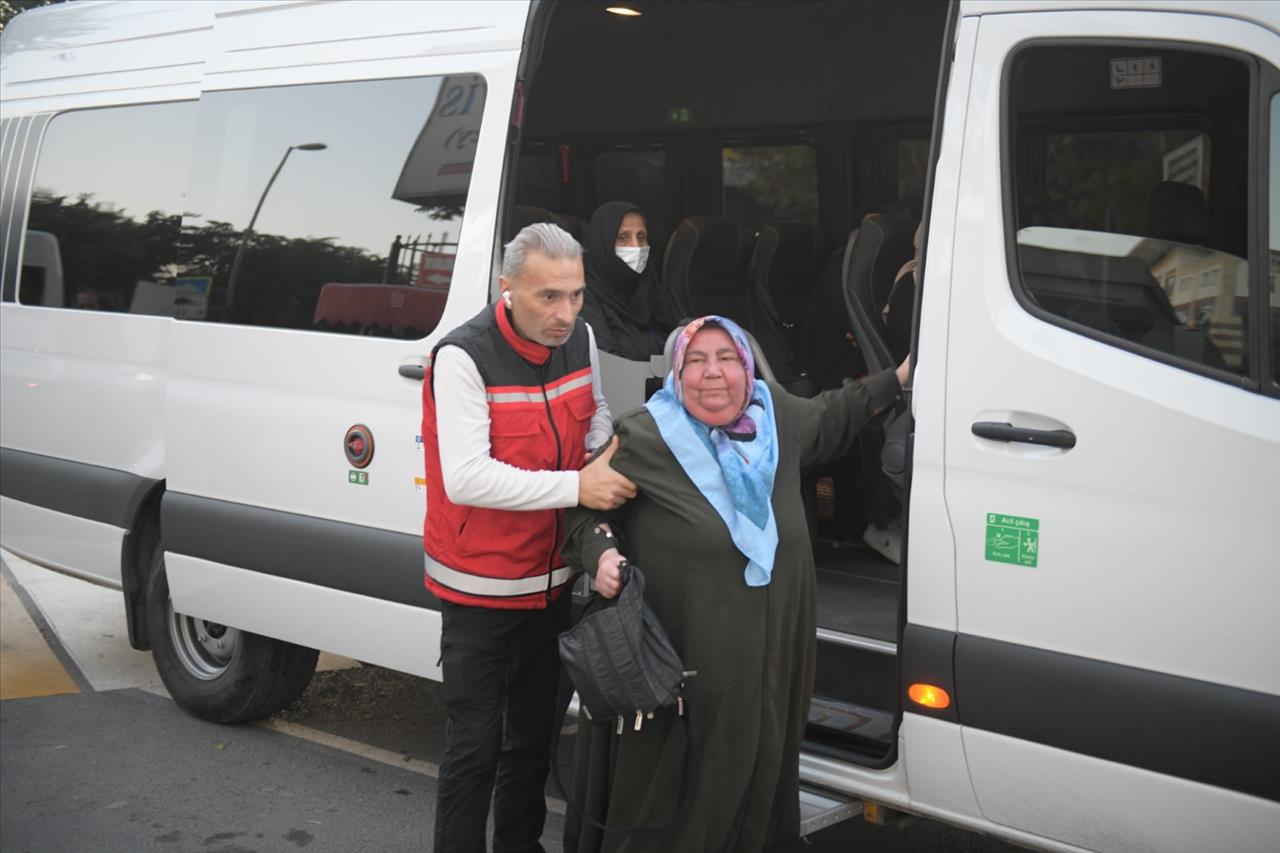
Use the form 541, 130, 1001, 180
580, 201, 678, 360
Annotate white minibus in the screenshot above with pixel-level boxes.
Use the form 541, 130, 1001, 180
2, 2, 1277, 850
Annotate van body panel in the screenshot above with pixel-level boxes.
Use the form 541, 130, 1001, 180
0, 1, 210, 107
961, 0, 1280, 36
166, 552, 440, 679
903, 16, 981, 634
962, 727, 1280, 853
0, 448, 158, 529
900, 713, 983, 818
0, 496, 126, 587
201, 1, 527, 92
162, 59, 517, 533
158, 5, 523, 666
160, 491, 429, 609
202, 0, 527, 83
0, 311, 170, 480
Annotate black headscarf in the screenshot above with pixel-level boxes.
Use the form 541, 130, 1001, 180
582, 201, 676, 360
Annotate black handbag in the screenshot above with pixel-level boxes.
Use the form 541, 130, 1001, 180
559, 564, 689, 724
551, 564, 695, 833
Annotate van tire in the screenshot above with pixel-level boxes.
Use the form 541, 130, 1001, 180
146, 546, 319, 723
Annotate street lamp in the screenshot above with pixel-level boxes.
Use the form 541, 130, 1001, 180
225, 142, 327, 311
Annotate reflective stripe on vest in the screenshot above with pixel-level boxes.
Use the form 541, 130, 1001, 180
424, 553, 575, 598
485, 370, 593, 405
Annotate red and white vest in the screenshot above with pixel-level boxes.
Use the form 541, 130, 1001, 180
421, 302, 594, 609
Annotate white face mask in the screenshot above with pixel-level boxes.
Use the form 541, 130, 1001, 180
615, 245, 650, 274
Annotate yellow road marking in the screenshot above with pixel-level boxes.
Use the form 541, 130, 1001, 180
316, 652, 361, 673
256, 718, 566, 815
0, 574, 80, 700
257, 718, 441, 777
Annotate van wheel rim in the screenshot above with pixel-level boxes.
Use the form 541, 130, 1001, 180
168, 604, 239, 680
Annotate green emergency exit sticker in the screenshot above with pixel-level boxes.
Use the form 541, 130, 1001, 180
985, 513, 1039, 567
348, 470, 369, 486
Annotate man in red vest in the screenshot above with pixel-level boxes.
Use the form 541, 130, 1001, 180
422, 222, 636, 853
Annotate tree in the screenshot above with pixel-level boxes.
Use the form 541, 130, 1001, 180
0, 0, 65, 33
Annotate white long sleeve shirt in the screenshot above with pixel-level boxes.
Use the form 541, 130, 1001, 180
432, 324, 613, 511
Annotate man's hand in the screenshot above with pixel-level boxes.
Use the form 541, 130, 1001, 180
895, 354, 911, 388
595, 547, 626, 599
578, 436, 637, 510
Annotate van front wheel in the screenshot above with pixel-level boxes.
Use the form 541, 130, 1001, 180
146, 547, 318, 723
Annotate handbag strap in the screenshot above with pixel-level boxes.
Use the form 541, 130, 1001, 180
548, 675, 693, 835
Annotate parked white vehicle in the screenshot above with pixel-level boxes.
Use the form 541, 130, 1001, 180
2, 2, 1277, 850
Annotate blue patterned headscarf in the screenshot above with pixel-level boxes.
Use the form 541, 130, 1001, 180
645, 316, 780, 586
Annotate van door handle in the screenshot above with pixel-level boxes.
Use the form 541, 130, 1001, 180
971, 421, 1076, 449
398, 364, 425, 381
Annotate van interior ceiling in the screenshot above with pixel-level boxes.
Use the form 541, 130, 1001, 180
514, 0, 950, 764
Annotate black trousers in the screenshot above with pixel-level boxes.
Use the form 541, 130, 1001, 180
433, 593, 570, 853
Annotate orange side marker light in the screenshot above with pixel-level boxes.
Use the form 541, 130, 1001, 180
908, 683, 951, 710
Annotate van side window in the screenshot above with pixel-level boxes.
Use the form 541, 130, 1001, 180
595, 147, 668, 234
18, 102, 195, 313
722, 143, 818, 231
1008, 46, 1253, 380
180, 74, 486, 339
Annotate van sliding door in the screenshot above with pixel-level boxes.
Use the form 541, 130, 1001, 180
942, 9, 1280, 852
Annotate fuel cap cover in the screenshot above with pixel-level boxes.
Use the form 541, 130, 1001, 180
345, 424, 374, 469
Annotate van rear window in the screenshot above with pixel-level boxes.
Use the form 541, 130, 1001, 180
595, 148, 668, 236
721, 144, 818, 231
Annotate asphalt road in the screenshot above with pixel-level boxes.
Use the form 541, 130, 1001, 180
0, 550, 1022, 853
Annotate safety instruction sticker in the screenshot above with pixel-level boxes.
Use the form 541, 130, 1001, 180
985, 513, 1039, 568
348, 470, 369, 486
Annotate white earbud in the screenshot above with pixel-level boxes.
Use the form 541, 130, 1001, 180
502, 290, 512, 308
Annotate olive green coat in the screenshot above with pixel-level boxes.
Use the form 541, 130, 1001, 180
560, 371, 899, 853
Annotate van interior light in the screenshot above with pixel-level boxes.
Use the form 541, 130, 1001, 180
908, 683, 951, 710
606, 6, 642, 16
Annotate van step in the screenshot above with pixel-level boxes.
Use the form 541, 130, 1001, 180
808, 696, 894, 740
799, 785, 863, 836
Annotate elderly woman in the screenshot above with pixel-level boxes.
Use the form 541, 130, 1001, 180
579, 201, 678, 361
561, 316, 908, 853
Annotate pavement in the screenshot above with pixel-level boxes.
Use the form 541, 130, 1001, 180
0, 548, 1020, 853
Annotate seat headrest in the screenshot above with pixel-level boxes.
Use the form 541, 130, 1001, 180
557, 213, 588, 244
756, 222, 825, 303
673, 217, 754, 277
1146, 181, 1211, 247
506, 205, 557, 242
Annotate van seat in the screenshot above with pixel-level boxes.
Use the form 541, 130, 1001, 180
662, 216, 755, 326
841, 214, 916, 376
747, 221, 826, 389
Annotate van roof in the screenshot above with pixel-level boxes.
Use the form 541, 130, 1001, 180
963, 1, 1277, 34
2, 0, 1275, 108
0, 0, 525, 110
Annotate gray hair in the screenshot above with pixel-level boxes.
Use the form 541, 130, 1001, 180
501, 222, 582, 281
